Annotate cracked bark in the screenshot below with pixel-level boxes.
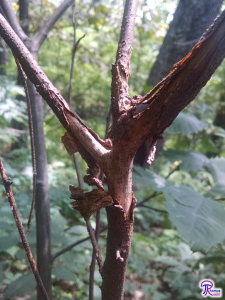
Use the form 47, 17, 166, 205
147, 0, 224, 87
135, 0, 223, 166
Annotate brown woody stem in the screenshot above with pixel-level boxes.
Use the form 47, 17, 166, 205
0, 158, 50, 300
0, 13, 108, 165
15, 59, 37, 234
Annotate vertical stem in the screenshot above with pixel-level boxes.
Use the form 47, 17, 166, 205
102, 199, 134, 300
73, 153, 83, 189
89, 209, 101, 300
89, 108, 111, 298
68, 0, 76, 106
0, 158, 50, 300
19, 0, 29, 34
15, 59, 37, 234
28, 79, 51, 300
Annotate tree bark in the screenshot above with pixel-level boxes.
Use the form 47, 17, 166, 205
0, 37, 6, 74
134, 0, 223, 166
101, 1, 138, 298
19, 0, 29, 35
101, 153, 135, 300
147, 0, 223, 87
28, 79, 51, 300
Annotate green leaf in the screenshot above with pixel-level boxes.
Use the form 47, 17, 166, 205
164, 184, 225, 251
205, 157, 225, 185
192, 256, 225, 270
166, 112, 206, 135
197, 135, 218, 154
133, 165, 172, 192
204, 183, 225, 199
52, 265, 75, 281
0, 233, 20, 252
163, 263, 190, 286
4, 273, 36, 298
163, 150, 208, 173
67, 225, 88, 235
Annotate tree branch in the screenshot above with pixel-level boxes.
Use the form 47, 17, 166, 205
68, 34, 85, 106
136, 191, 159, 207
51, 226, 108, 262
131, 10, 225, 153
110, 0, 138, 131
138, 204, 167, 213
0, 14, 109, 166
15, 59, 37, 234
33, 0, 74, 52
86, 220, 104, 274
0, 0, 29, 43
0, 158, 50, 300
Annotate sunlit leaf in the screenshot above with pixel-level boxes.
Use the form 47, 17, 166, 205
166, 112, 206, 135
164, 184, 225, 251
163, 150, 208, 173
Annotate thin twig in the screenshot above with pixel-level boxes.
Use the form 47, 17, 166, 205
67, 8, 102, 285
136, 166, 178, 207
86, 220, 104, 274
68, 34, 85, 105
137, 191, 159, 207
73, 153, 83, 189
15, 59, 37, 234
165, 164, 180, 179
138, 204, 167, 213
68, 1, 85, 107
0, 157, 50, 300
68, 1, 76, 106
51, 226, 108, 262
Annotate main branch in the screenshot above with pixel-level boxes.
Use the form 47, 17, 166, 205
0, 14, 109, 166
129, 10, 225, 155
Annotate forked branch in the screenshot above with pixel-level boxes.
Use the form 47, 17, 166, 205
33, 0, 75, 52
0, 0, 29, 42
1, 0, 74, 53
110, 0, 138, 130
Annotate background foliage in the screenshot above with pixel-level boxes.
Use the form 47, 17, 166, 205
0, 0, 225, 299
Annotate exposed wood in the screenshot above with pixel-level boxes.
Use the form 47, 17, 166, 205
115, 10, 225, 158
147, 0, 224, 87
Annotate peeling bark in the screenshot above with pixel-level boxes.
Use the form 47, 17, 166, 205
147, 0, 224, 87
